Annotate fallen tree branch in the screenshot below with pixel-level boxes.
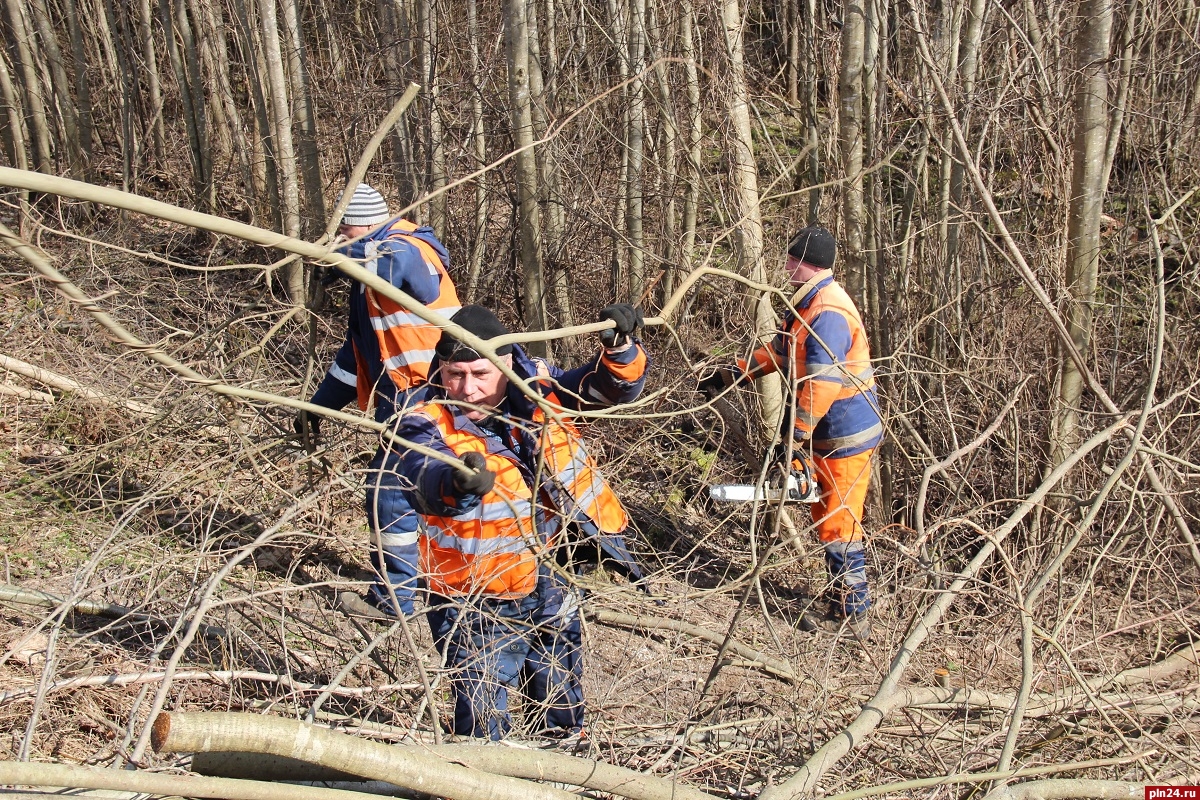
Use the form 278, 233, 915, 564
757, 416, 1130, 800
0, 667, 418, 705
0, 353, 158, 415
819, 752, 1153, 800
981, 778, 1145, 800
152, 711, 580, 800
0, 382, 53, 402
193, 745, 720, 800
0, 583, 227, 643
0, 761, 394, 800
892, 642, 1200, 716
588, 608, 804, 684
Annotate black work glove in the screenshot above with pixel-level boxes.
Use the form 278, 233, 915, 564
454, 451, 496, 496
697, 367, 736, 396
294, 410, 321, 443
598, 303, 643, 348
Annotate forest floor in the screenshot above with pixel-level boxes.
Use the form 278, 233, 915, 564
1, 231, 1197, 794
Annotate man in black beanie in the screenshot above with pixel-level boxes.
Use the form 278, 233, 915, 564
389, 302, 650, 743
698, 225, 882, 641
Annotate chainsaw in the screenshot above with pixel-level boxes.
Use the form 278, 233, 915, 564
708, 460, 821, 504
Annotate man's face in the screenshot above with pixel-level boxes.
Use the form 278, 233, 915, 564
337, 223, 372, 241
440, 355, 512, 420
785, 255, 822, 286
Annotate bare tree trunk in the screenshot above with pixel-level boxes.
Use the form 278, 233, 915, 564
135, 0, 166, 160
3, 0, 53, 172
528, 0, 572, 327
62, 0, 94, 176
29, 0, 83, 176
280, 0, 325, 238
0, 48, 29, 173
418, 0, 446, 236
258, 0, 304, 302
507, 0, 548, 355
1053, 0, 1113, 466
943, 0, 988, 325
158, 0, 209, 207
680, 0, 701, 273
648, 0, 678, 309
626, 0, 646, 301
802, 0, 821, 221
1100, 0, 1137, 199
723, 0, 782, 431
101, 0, 136, 190
839, 0, 866, 301
232, 0, 279, 229
198, 0, 255, 204
466, 0, 488, 300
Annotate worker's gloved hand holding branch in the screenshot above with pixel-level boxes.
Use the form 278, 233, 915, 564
697, 366, 738, 396
454, 451, 496, 496
598, 303, 643, 349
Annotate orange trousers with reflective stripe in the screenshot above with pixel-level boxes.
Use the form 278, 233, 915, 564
809, 448, 875, 544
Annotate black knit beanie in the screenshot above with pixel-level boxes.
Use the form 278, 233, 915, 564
436, 305, 514, 362
786, 226, 837, 269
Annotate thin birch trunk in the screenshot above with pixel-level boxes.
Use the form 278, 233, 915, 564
135, 0, 166, 159
62, 0, 93, 175
0, 48, 28, 173
508, 0, 549, 355
839, 0, 866, 300
173, 0, 213, 208
680, 0, 700, 272
3, 0, 53, 172
199, 0, 255, 203
723, 0, 782, 432
648, 0, 678, 308
803, 0, 821, 221
466, 0, 488, 300
158, 0, 206, 206
281, 0, 325, 238
29, 0, 83, 175
1053, 0, 1113, 465
1100, 0, 1137, 200
418, 0, 446, 235
626, 0, 646, 301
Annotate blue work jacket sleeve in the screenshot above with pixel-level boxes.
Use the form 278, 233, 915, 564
545, 340, 649, 411
339, 233, 442, 304
310, 332, 359, 410
393, 412, 485, 518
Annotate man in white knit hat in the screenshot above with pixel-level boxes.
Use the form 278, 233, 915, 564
299, 183, 462, 619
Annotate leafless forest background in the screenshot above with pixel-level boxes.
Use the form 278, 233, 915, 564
0, 0, 1199, 797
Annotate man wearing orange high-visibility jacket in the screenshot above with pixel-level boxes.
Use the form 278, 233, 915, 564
393, 303, 648, 742
699, 226, 882, 640
297, 184, 461, 619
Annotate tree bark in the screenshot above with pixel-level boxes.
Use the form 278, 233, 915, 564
1052, 0, 1112, 467
3, 0, 53, 172
466, 0, 488, 300
258, 0, 305, 302
839, 0, 867, 300
625, 0, 646, 301
722, 0, 782, 432
507, 0, 549, 355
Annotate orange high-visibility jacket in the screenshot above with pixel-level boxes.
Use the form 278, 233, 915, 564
395, 345, 648, 599
739, 270, 882, 456
355, 220, 461, 407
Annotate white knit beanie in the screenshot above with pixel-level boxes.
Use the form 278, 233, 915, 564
341, 183, 390, 226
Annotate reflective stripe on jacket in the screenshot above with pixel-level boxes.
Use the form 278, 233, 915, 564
739, 270, 882, 456
410, 389, 629, 599
358, 220, 461, 406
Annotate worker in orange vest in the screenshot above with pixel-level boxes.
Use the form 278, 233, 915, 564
699, 226, 882, 640
298, 184, 461, 619
392, 303, 648, 741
